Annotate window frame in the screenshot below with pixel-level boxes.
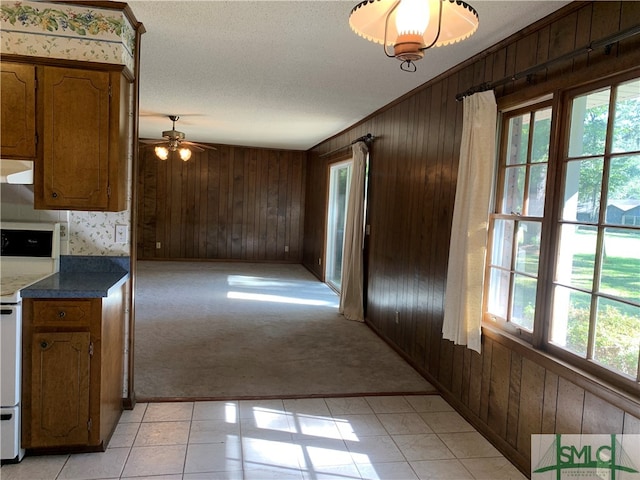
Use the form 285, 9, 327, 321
484, 68, 640, 397
484, 99, 555, 344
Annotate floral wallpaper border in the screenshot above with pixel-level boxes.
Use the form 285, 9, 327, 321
1, 1, 136, 77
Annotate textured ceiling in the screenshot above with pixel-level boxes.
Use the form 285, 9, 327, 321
128, 1, 570, 150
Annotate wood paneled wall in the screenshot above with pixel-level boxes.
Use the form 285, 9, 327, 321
137, 145, 306, 262
303, 2, 640, 475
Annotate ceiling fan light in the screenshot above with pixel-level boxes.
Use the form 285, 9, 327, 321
179, 148, 192, 161
155, 146, 169, 160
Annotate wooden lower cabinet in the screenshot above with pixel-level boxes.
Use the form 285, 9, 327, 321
31, 332, 91, 448
22, 283, 125, 452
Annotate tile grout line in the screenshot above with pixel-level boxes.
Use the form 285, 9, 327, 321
118, 403, 142, 479
181, 401, 195, 478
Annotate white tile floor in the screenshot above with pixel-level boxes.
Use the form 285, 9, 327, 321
0, 395, 528, 480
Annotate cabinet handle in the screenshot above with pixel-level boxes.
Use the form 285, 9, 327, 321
52, 192, 58, 198
40, 341, 48, 349
58, 311, 66, 318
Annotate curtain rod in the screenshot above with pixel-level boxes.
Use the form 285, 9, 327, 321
455, 24, 640, 101
318, 133, 374, 158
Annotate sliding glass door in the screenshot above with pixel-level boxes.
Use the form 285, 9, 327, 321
325, 159, 352, 292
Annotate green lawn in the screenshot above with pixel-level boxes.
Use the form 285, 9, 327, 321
514, 235, 640, 377
566, 252, 640, 377
571, 253, 640, 309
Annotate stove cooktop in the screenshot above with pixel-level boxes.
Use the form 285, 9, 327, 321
0, 273, 53, 304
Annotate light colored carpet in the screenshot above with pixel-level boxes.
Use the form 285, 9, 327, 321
134, 261, 435, 399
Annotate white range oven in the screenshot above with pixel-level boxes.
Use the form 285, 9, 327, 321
0, 222, 60, 463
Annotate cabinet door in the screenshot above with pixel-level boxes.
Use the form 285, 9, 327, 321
39, 67, 111, 210
0, 63, 36, 159
30, 332, 91, 448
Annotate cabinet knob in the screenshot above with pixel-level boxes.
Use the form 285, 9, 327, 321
58, 311, 66, 318
40, 341, 48, 349
52, 192, 58, 198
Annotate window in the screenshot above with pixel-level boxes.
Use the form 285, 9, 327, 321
486, 102, 551, 334
325, 159, 352, 292
485, 71, 640, 394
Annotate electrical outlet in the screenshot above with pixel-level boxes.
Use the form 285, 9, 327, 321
284, 245, 289, 252
318, 258, 322, 266
115, 224, 128, 243
156, 242, 161, 249
395, 311, 400, 324
59, 223, 68, 240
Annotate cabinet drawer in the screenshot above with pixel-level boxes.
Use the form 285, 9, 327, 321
33, 300, 93, 327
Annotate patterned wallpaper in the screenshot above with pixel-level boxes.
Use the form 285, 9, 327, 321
0, 1, 136, 78
69, 208, 130, 256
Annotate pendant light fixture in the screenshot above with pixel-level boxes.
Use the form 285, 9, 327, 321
349, 0, 479, 72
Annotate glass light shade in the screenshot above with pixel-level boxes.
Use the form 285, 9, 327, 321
155, 146, 169, 160
395, 0, 429, 36
179, 148, 192, 161
349, 0, 478, 48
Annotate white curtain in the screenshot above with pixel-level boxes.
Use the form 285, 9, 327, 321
442, 90, 497, 354
339, 141, 368, 322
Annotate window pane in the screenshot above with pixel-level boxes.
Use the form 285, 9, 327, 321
326, 162, 351, 291
600, 228, 640, 304
562, 158, 604, 223
487, 268, 510, 320
515, 221, 541, 275
531, 108, 551, 163
512, 274, 536, 330
604, 155, 640, 226
556, 224, 596, 291
502, 165, 525, 215
550, 285, 591, 357
490, 219, 514, 269
568, 88, 610, 157
527, 163, 547, 217
612, 78, 640, 154
506, 114, 529, 165
593, 297, 640, 378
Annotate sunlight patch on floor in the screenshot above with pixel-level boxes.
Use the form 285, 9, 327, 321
227, 290, 338, 307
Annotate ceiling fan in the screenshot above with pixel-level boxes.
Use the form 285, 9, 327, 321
140, 115, 216, 161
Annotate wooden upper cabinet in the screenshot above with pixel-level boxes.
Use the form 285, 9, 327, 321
0, 63, 37, 159
35, 65, 128, 211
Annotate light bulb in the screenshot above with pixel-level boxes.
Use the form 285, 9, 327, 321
155, 146, 169, 160
395, 0, 430, 37
179, 148, 192, 161
393, 0, 430, 62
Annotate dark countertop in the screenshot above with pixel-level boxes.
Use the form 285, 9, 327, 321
21, 255, 130, 299
21, 271, 128, 298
